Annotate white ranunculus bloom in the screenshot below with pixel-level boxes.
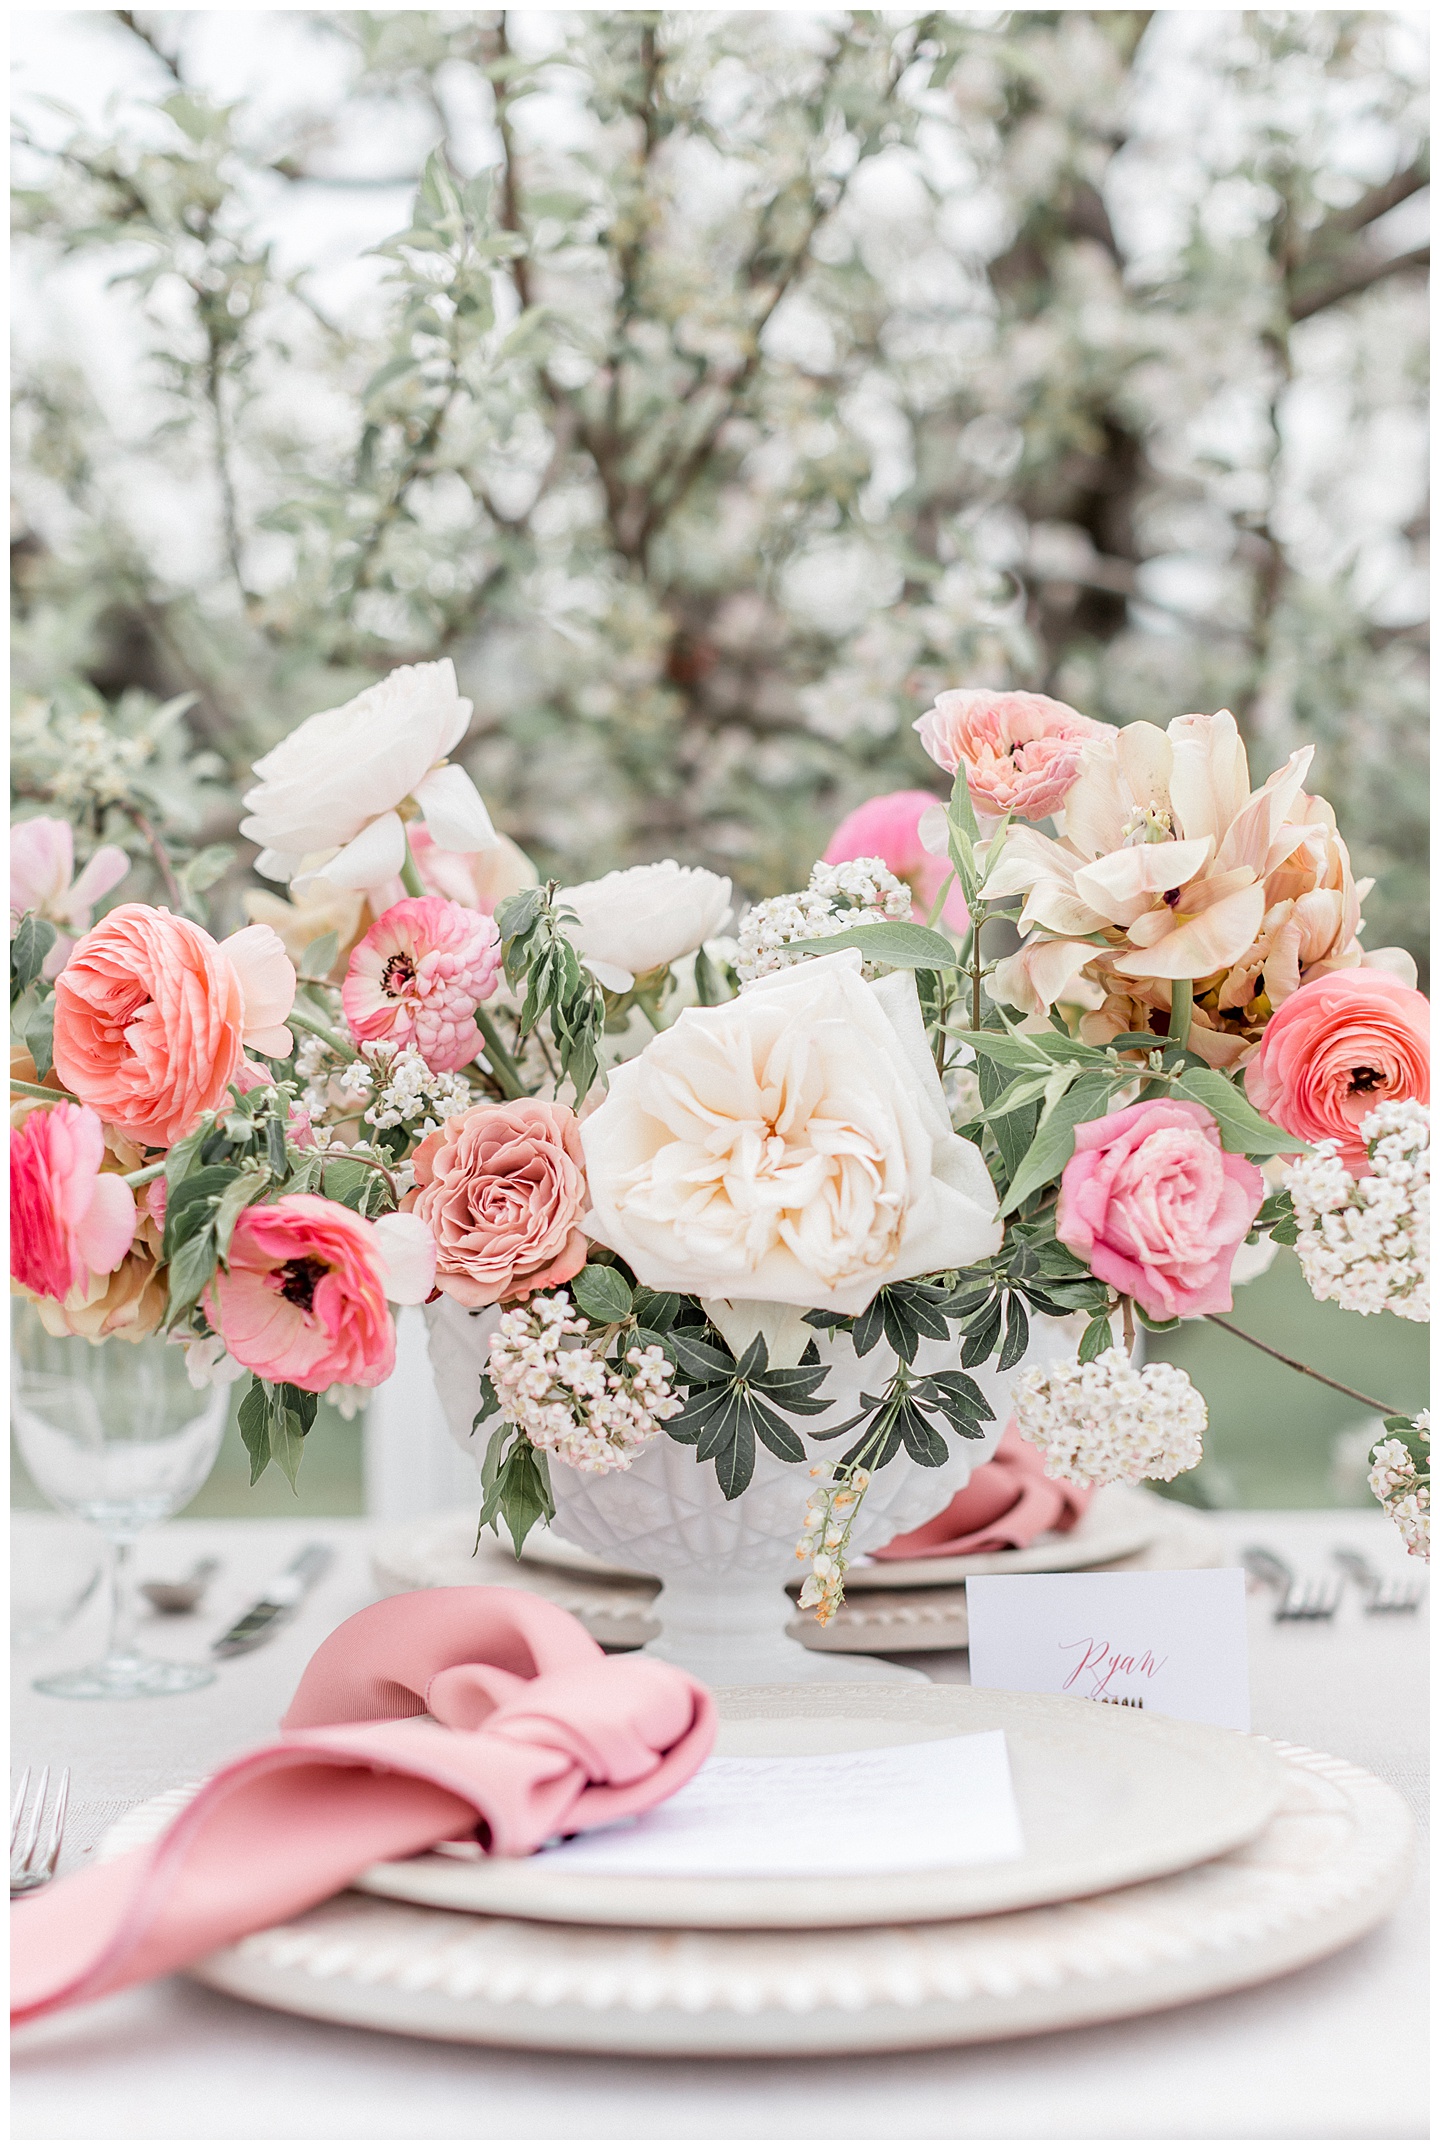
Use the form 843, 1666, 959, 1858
580, 948, 1002, 1314
558, 861, 733, 993
240, 660, 496, 895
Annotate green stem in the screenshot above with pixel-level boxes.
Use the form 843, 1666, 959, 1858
1168, 978, 1193, 1049
10, 1078, 78, 1103
925, 869, 956, 930
970, 918, 983, 1033
123, 1161, 167, 1188
474, 1004, 529, 1100
288, 1006, 355, 1060
400, 832, 426, 901
1204, 1313, 1396, 1416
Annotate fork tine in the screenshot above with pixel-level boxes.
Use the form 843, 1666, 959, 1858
16, 1766, 49, 1873
10, 1768, 32, 1848
41, 1769, 69, 1879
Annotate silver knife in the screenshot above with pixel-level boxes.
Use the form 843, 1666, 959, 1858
210, 1544, 333, 1659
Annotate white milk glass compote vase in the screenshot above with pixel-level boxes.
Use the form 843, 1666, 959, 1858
427, 1297, 1084, 1686
11, 1302, 229, 1699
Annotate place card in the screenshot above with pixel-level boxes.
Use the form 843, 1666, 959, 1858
531, 1731, 1025, 1877
966, 1567, 1251, 1732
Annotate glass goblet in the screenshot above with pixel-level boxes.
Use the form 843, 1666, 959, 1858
11, 1304, 229, 1699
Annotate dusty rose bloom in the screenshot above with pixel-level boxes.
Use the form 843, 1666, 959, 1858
405, 1099, 589, 1308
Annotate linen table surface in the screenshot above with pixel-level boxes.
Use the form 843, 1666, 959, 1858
10, 1508, 1428, 2142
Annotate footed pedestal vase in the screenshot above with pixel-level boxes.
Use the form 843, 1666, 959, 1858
425, 1297, 1084, 1685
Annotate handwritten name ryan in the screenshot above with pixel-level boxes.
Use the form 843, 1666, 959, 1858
1060, 1637, 1169, 1703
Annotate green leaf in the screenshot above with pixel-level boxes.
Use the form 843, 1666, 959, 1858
786, 921, 959, 971
669, 1334, 740, 1382
744, 1393, 807, 1464
1078, 1314, 1113, 1364
319, 1155, 377, 1213
300, 931, 339, 979
569, 1263, 634, 1324
711, 1414, 756, 1499
162, 1162, 240, 1259
23, 994, 55, 1080
10, 912, 57, 1002
896, 1402, 949, 1468
996, 1293, 1030, 1371
164, 1223, 219, 1326
960, 1299, 1003, 1366
494, 1438, 554, 1553
692, 944, 729, 1006
1001, 1071, 1119, 1216
179, 843, 235, 899
1173, 1068, 1309, 1156
237, 1378, 271, 1485
213, 1163, 271, 1262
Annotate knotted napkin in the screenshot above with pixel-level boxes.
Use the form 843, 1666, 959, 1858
11, 1587, 714, 2026
871, 1425, 1092, 1560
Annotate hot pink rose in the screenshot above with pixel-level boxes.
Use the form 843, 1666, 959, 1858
1056, 1098, 1264, 1322
342, 896, 501, 1072
1244, 969, 1430, 1173
51, 905, 296, 1147
914, 689, 1109, 819
405, 1099, 589, 1308
823, 791, 970, 933
9, 1101, 137, 1302
205, 1194, 396, 1391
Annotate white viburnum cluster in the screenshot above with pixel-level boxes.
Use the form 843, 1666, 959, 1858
794, 1462, 872, 1625
1013, 1348, 1207, 1487
1284, 1102, 1429, 1323
736, 857, 912, 983
358, 1044, 473, 1133
1367, 1414, 1430, 1563
487, 1292, 682, 1474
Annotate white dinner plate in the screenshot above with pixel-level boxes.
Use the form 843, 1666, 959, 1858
357, 1684, 1284, 1928
186, 1741, 1411, 2054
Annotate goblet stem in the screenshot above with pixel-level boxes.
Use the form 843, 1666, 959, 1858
103, 1538, 139, 1669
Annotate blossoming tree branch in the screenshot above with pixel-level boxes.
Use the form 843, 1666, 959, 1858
10, 667, 1431, 1597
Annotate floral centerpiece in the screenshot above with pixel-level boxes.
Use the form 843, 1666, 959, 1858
11, 666, 1431, 1610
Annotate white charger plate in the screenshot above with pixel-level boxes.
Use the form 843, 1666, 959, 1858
98, 1687, 1284, 1933
186, 1741, 1412, 2055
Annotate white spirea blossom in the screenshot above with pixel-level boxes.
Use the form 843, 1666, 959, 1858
736, 856, 912, 982
794, 1463, 872, 1624
1367, 1413, 1430, 1562
294, 1035, 473, 1134
1013, 1347, 1207, 1487
1284, 1102, 1429, 1322
487, 1292, 682, 1474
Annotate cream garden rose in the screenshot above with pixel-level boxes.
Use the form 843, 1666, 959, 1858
240, 660, 497, 895
557, 861, 733, 993
579, 948, 1002, 1319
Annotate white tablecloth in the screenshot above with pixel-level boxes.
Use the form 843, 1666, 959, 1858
10, 1508, 1429, 2141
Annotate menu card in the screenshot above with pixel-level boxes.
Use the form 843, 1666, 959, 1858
529, 1731, 1026, 1877
966, 1568, 1251, 1731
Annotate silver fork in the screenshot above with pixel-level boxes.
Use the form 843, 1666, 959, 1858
10, 1767, 70, 1897
1241, 1546, 1343, 1622
1333, 1547, 1427, 1614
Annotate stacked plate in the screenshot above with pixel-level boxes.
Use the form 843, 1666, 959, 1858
370, 1482, 1225, 1656
105, 1685, 1413, 2054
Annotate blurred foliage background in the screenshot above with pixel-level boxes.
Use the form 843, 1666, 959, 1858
10, 10, 1430, 1511
11, 8, 1429, 974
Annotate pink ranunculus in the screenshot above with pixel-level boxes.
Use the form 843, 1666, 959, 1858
205, 1194, 396, 1392
9, 817, 130, 979
914, 689, 1109, 820
51, 905, 296, 1149
823, 791, 970, 933
342, 896, 502, 1073
9, 1101, 137, 1302
404, 1099, 589, 1308
1244, 970, 1430, 1174
1056, 1098, 1265, 1323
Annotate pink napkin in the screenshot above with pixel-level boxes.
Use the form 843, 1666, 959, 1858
11, 1587, 714, 2026
870, 1424, 1093, 1561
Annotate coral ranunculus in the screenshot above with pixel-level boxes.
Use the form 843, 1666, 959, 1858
342, 896, 502, 1072
9, 1101, 137, 1303
405, 1099, 590, 1308
205, 1194, 396, 1391
51, 905, 296, 1147
1244, 970, 1430, 1173
914, 690, 1109, 820
823, 791, 970, 933
1056, 1098, 1265, 1322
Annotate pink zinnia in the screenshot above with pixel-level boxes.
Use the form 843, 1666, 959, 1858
915, 689, 1109, 820
10, 1102, 137, 1303
342, 896, 501, 1072
823, 791, 970, 933
204, 1193, 396, 1391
